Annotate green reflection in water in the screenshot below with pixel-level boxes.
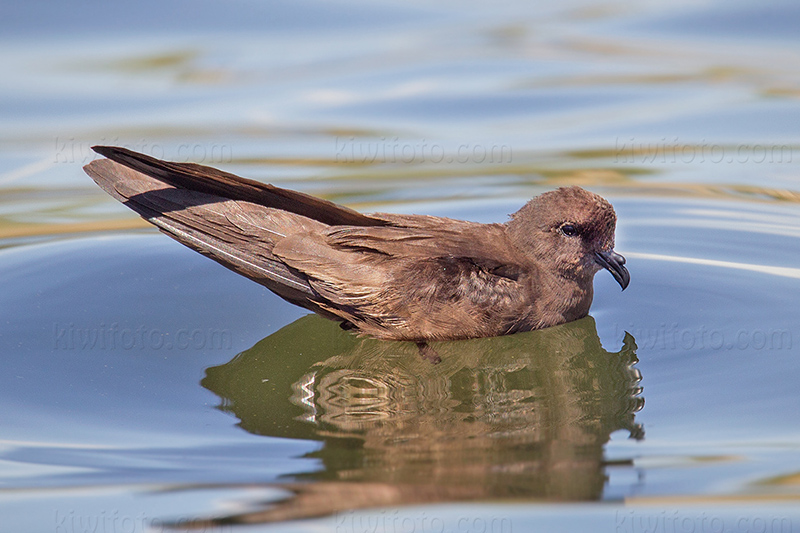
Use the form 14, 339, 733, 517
195, 315, 643, 525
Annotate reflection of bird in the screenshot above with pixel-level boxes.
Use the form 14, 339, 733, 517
186, 315, 644, 526
85, 146, 629, 341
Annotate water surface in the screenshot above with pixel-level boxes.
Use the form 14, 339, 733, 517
2, 0, 800, 531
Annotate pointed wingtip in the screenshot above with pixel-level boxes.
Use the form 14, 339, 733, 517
91, 145, 117, 158
85, 146, 122, 175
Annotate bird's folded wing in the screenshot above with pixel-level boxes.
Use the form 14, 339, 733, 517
84, 158, 319, 299
91, 145, 388, 227
85, 150, 532, 337
321, 219, 526, 279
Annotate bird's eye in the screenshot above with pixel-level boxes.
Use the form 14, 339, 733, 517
560, 223, 578, 237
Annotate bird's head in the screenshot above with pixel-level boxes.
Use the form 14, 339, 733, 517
507, 186, 629, 290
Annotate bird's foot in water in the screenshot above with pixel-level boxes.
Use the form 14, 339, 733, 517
415, 342, 441, 364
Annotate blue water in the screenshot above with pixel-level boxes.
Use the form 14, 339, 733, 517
2, 0, 800, 531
